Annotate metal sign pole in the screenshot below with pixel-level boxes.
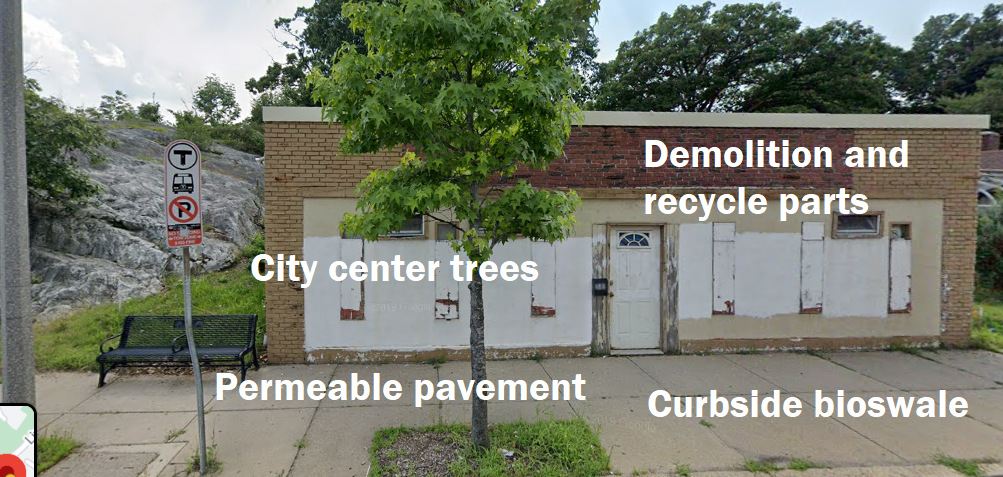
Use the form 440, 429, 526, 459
182, 246, 207, 476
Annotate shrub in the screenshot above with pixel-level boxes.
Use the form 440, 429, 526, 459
977, 202, 1003, 290
214, 121, 264, 156
172, 110, 214, 152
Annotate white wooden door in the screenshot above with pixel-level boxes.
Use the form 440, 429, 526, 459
610, 227, 660, 349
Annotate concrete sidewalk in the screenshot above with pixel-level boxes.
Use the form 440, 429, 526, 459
28, 350, 1003, 477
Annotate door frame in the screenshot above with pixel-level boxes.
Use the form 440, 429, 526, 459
592, 223, 679, 354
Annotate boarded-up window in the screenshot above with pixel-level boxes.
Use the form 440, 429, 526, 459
800, 222, 824, 314
712, 223, 735, 315
530, 241, 557, 317
889, 223, 912, 313
340, 238, 364, 320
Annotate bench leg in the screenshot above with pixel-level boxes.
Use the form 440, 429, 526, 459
98, 364, 109, 388
252, 345, 260, 370
240, 361, 248, 383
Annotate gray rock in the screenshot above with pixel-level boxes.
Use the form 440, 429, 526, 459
30, 124, 264, 320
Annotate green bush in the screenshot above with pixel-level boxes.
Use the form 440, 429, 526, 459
172, 110, 214, 151
214, 121, 265, 156
977, 202, 1003, 290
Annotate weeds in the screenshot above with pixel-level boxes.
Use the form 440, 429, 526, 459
38, 434, 80, 473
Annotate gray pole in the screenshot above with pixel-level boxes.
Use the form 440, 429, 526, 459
0, 0, 36, 405
182, 246, 207, 475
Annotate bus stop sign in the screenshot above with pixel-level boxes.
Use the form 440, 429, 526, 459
164, 140, 203, 247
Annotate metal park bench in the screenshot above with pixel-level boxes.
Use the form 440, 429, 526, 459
96, 314, 260, 387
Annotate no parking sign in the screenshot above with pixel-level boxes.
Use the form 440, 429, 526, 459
164, 140, 203, 247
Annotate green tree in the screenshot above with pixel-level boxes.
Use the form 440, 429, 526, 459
97, 90, 137, 120
24, 79, 108, 205
193, 74, 240, 126
593, 2, 895, 113
246, 0, 367, 105
137, 96, 163, 123
894, 4, 1003, 112
250, 0, 600, 105
942, 64, 1003, 132
311, 0, 595, 449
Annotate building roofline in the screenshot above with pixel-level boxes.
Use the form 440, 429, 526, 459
263, 106, 990, 129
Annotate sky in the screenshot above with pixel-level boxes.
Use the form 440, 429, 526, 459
21, 0, 995, 120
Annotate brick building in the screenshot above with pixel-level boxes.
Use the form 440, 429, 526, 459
262, 107, 988, 363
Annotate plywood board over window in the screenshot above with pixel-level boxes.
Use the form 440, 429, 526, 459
712, 223, 735, 315
530, 241, 557, 317
889, 223, 912, 313
434, 223, 460, 320
340, 237, 364, 320
800, 222, 825, 314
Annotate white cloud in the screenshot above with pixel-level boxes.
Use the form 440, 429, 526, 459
22, 12, 80, 82
82, 40, 127, 68
132, 72, 146, 86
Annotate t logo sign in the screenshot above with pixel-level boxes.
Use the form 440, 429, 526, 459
164, 140, 203, 247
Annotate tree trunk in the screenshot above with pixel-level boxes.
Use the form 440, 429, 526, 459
0, 0, 36, 405
469, 270, 489, 449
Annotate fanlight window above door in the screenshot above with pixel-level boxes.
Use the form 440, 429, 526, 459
617, 232, 651, 248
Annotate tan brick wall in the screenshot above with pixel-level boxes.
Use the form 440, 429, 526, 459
264, 122, 981, 360
264, 122, 403, 363
851, 129, 981, 347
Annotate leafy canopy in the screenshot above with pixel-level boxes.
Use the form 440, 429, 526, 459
943, 64, 1003, 132
247, 0, 367, 105
593, 1, 895, 113
895, 3, 1003, 113
311, 0, 595, 262
193, 74, 241, 126
24, 79, 109, 205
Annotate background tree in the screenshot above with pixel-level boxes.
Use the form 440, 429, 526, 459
311, 0, 596, 449
96, 90, 137, 121
137, 95, 163, 123
894, 4, 1003, 112
246, 0, 366, 105
24, 79, 108, 205
942, 64, 1003, 133
593, 2, 896, 113
250, 0, 600, 105
193, 74, 240, 126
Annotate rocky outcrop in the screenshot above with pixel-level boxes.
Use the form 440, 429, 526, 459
29, 125, 264, 320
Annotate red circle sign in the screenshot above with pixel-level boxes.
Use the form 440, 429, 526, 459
169, 197, 199, 224
0, 454, 25, 477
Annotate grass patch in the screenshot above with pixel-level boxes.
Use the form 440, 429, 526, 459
675, 463, 692, 476
108, 120, 170, 133
166, 428, 186, 442
424, 355, 447, 366
18, 265, 264, 372
934, 454, 996, 477
38, 434, 80, 473
698, 419, 714, 429
186, 444, 222, 475
370, 416, 610, 477
743, 459, 781, 474
294, 438, 308, 449
788, 458, 826, 471
973, 291, 1003, 352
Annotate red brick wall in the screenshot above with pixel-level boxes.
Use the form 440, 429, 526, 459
503, 127, 855, 189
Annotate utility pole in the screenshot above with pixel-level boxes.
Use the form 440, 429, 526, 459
0, 0, 37, 405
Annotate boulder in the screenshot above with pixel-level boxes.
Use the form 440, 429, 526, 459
29, 124, 264, 320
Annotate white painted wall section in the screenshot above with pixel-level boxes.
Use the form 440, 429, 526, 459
734, 233, 801, 318
823, 238, 890, 318
679, 223, 713, 320
302, 237, 592, 351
